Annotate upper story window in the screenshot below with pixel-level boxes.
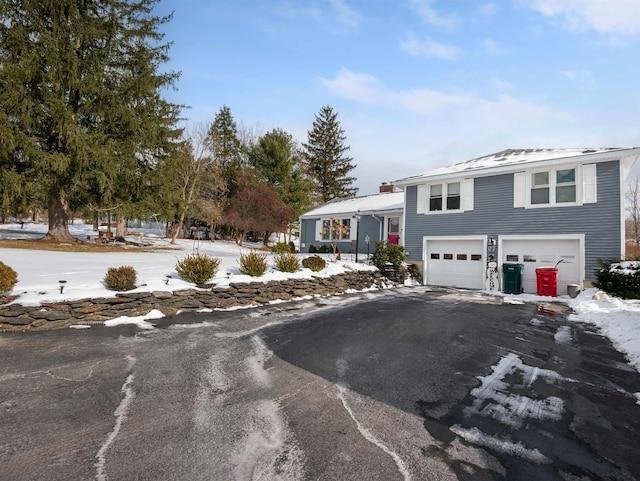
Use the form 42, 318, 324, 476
530, 168, 576, 205
447, 182, 461, 210
515, 165, 593, 209
556, 169, 576, 203
429, 182, 461, 212
430, 185, 442, 211
417, 179, 474, 215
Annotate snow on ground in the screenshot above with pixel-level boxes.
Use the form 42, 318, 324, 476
0, 220, 375, 308
1, 221, 640, 379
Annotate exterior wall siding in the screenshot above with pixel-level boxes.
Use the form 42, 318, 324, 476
405, 161, 621, 280
300, 215, 387, 254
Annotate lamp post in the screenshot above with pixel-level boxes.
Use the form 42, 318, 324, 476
354, 211, 361, 263
58, 280, 67, 294
365, 234, 370, 263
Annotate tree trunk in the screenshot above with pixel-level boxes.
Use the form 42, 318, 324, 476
171, 212, 186, 244
116, 211, 126, 238
32, 208, 40, 224
44, 196, 75, 242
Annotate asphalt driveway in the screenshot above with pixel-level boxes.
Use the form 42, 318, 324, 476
1, 287, 638, 480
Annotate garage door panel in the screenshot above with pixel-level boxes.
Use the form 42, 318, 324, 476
502, 239, 581, 296
426, 239, 484, 290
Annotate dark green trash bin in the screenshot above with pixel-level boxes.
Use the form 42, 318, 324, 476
502, 263, 523, 294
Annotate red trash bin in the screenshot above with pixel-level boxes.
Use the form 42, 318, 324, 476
535, 267, 558, 297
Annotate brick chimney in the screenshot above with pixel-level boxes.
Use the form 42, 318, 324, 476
379, 182, 396, 193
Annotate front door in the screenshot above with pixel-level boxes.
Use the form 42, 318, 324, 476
387, 217, 400, 245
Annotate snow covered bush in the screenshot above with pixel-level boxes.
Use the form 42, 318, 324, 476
0, 261, 18, 294
176, 254, 220, 284
302, 255, 326, 272
593, 260, 640, 299
239, 250, 268, 277
104, 266, 137, 291
274, 252, 300, 273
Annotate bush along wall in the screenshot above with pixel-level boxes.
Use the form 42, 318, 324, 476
593, 260, 640, 299
0, 270, 385, 330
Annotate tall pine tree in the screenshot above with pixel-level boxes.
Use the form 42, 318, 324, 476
302, 105, 357, 203
207, 106, 244, 197
0, 0, 182, 241
249, 128, 313, 218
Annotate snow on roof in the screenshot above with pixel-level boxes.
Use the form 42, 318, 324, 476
396, 147, 632, 183
301, 191, 404, 218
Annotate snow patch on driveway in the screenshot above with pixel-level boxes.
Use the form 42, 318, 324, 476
465, 353, 572, 429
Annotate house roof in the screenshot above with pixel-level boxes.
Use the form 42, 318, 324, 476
395, 147, 639, 184
300, 191, 404, 218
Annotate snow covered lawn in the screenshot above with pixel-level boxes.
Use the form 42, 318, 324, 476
1, 221, 640, 377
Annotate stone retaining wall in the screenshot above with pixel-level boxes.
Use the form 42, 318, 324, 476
0, 270, 385, 331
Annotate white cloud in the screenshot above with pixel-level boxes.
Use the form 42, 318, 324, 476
479, 2, 499, 17
481, 38, 507, 55
490, 77, 515, 91
408, 0, 459, 30
275, 0, 360, 28
400, 32, 459, 60
320, 69, 380, 103
525, 0, 640, 37
561, 69, 593, 81
326, 0, 360, 28
320, 69, 571, 124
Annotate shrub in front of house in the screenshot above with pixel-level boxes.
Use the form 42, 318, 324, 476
104, 266, 137, 291
274, 252, 300, 273
176, 253, 221, 284
271, 242, 293, 254
0, 261, 18, 294
371, 241, 408, 271
239, 250, 268, 277
593, 259, 640, 299
308, 244, 331, 254
302, 255, 326, 272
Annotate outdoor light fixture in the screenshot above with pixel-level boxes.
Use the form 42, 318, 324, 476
58, 280, 67, 294
165, 275, 171, 285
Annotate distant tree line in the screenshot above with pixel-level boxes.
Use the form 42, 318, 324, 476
0, 0, 357, 244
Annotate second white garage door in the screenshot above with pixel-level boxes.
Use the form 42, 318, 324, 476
424, 238, 485, 289
501, 236, 583, 296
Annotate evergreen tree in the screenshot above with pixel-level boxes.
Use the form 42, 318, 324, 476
0, 0, 182, 241
207, 106, 244, 196
302, 105, 357, 203
249, 128, 313, 217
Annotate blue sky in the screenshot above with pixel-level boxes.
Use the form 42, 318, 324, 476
156, 0, 640, 195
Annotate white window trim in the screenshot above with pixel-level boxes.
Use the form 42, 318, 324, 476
315, 217, 355, 242
514, 165, 590, 209
417, 179, 474, 215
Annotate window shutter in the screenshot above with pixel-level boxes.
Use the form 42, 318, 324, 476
350, 219, 358, 240
416, 184, 427, 214
315, 220, 322, 241
513, 172, 526, 208
583, 164, 597, 204
462, 179, 474, 211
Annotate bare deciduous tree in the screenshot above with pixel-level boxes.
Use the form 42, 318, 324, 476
626, 175, 640, 249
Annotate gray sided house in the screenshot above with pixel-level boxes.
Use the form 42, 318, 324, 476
394, 148, 640, 295
299, 185, 404, 255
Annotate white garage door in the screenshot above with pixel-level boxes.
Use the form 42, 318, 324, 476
501, 238, 582, 296
425, 238, 485, 289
